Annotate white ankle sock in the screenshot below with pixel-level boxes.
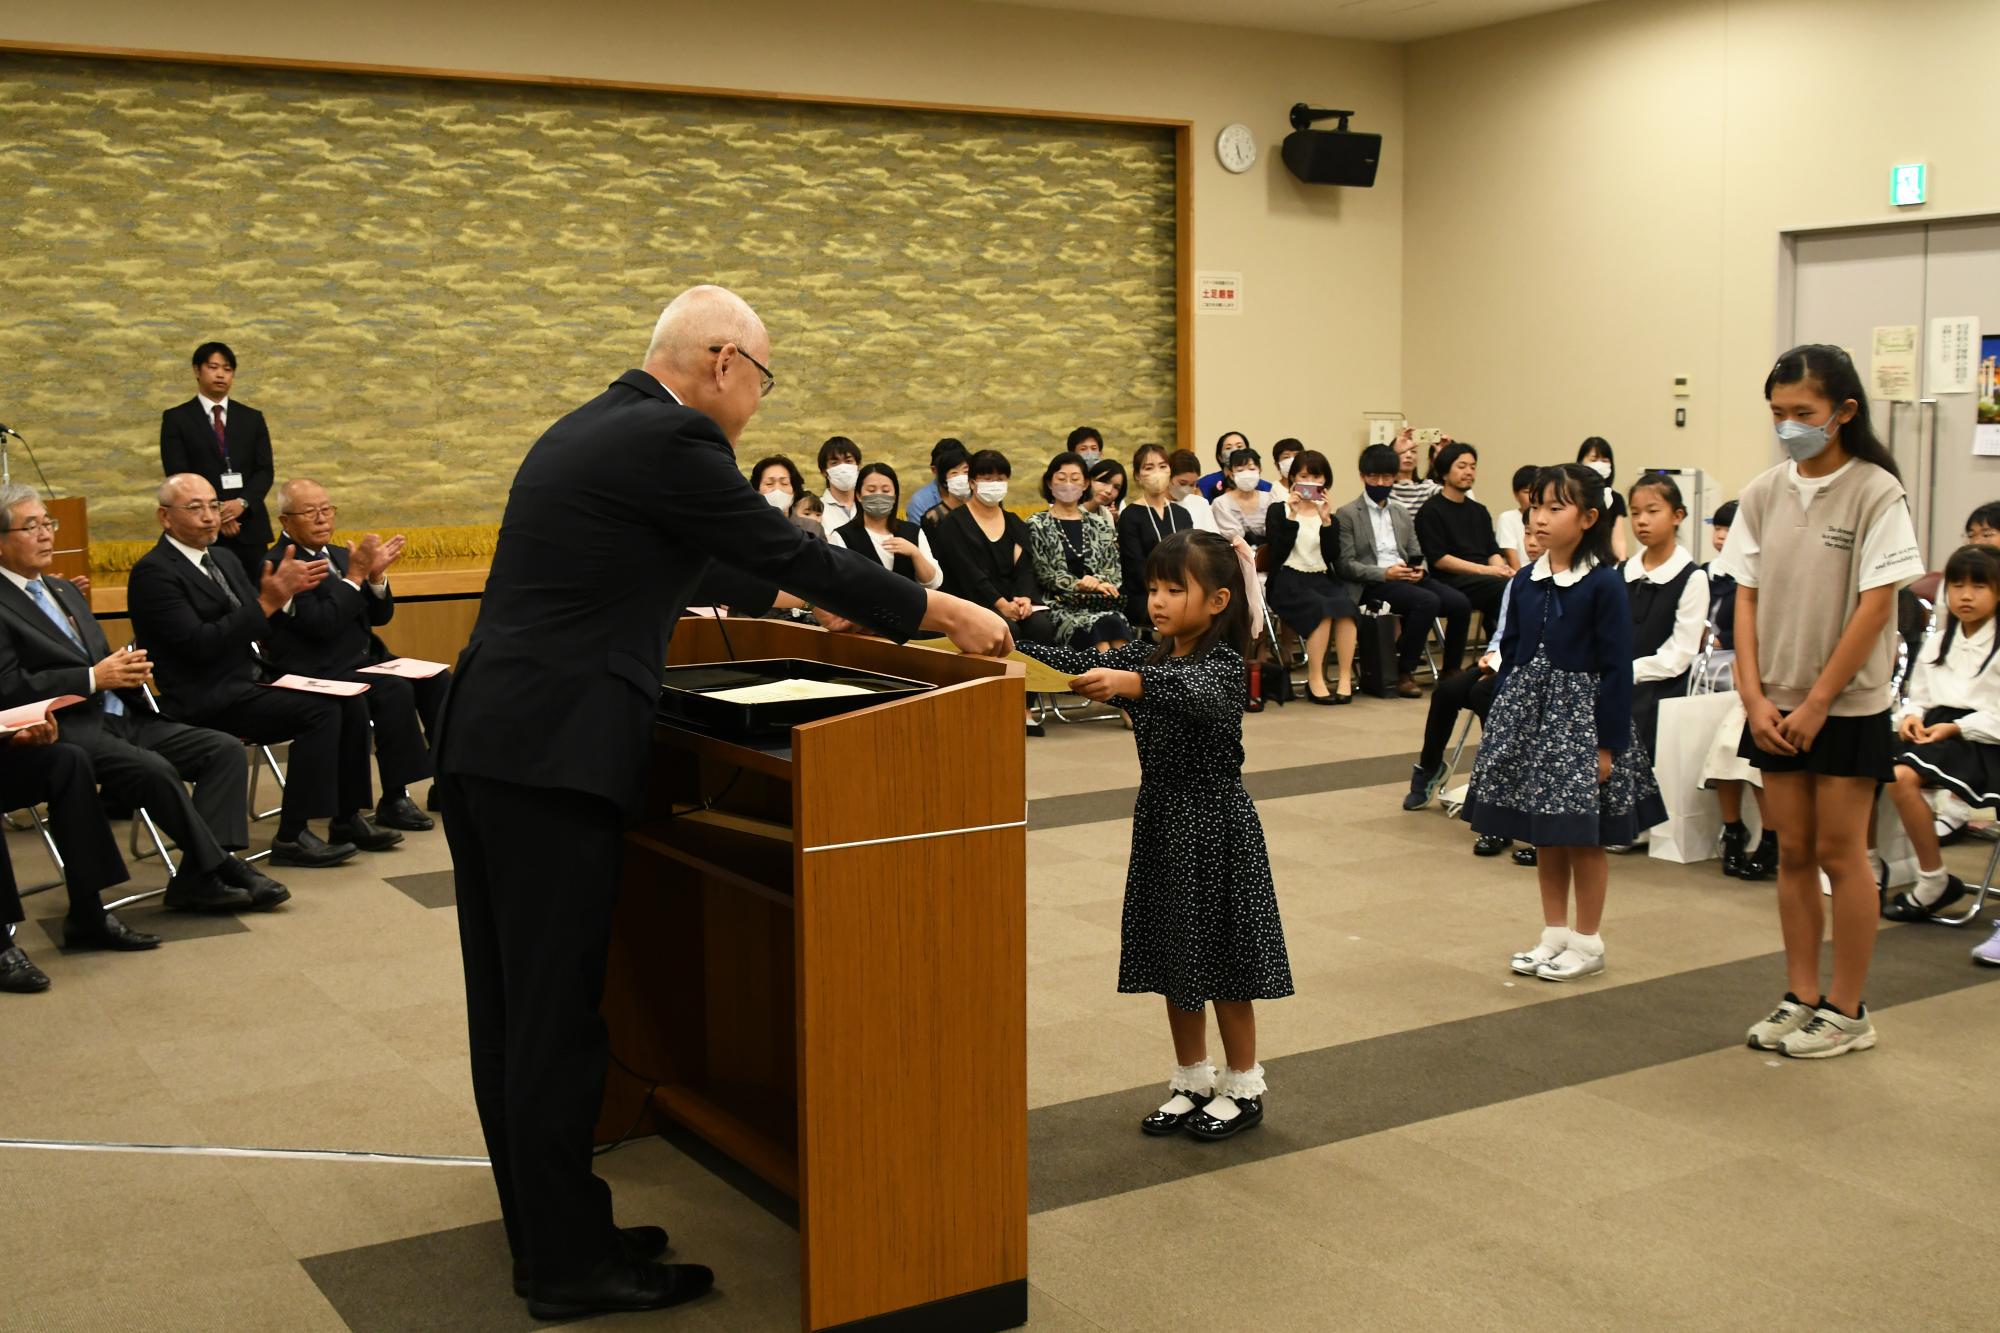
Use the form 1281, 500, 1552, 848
1538, 925, 1570, 952
1204, 1063, 1266, 1122
1159, 1060, 1216, 1114
1567, 932, 1604, 957
1913, 865, 1950, 907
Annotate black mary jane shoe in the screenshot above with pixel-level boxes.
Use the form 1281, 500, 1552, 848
1739, 832, 1777, 882
1719, 827, 1749, 878
1184, 1094, 1263, 1141
1882, 876, 1968, 923
1473, 834, 1513, 858
1511, 846, 1539, 868
1140, 1090, 1213, 1137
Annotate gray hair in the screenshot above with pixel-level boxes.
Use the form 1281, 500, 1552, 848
278, 477, 327, 513
644, 284, 764, 372
158, 473, 212, 506
0, 482, 40, 531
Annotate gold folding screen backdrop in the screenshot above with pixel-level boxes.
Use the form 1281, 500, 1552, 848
0, 51, 1179, 562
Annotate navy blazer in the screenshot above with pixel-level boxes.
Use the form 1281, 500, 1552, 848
435, 370, 929, 821
262, 536, 393, 675
160, 397, 275, 552
126, 535, 271, 719
1492, 560, 1635, 754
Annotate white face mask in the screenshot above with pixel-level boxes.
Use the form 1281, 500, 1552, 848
763, 488, 793, 511
1278, 455, 1297, 478
1584, 459, 1612, 480
946, 473, 972, 498
1051, 483, 1086, 506
1169, 480, 1193, 501
975, 480, 1009, 506
826, 463, 859, 492
1076, 449, 1101, 467
1232, 470, 1261, 492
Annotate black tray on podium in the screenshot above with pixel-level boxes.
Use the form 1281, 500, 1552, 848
655, 657, 933, 737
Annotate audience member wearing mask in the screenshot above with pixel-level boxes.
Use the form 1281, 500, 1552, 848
1266, 450, 1358, 704
1198, 430, 1272, 501
1210, 447, 1276, 552
904, 437, 964, 527
1030, 452, 1131, 651
920, 443, 972, 533
1270, 438, 1304, 494
1577, 437, 1630, 561
752, 455, 824, 542
1167, 449, 1218, 532
817, 435, 863, 529
1336, 443, 1472, 697
1085, 458, 1127, 523
1415, 442, 1511, 622
1116, 443, 1193, 627
834, 463, 943, 590
1067, 426, 1105, 471
930, 450, 1059, 733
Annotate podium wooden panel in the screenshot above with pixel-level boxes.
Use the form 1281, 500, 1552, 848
46, 497, 87, 581
598, 618, 1028, 1332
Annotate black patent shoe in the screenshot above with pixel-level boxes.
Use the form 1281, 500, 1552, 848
1740, 832, 1777, 882
1882, 876, 1968, 922
526, 1258, 713, 1321
1184, 1094, 1263, 1141
515, 1226, 670, 1297
1720, 826, 1749, 878
62, 912, 162, 951
0, 945, 50, 993
1140, 1089, 1213, 1137
1473, 834, 1512, 857
1512, 846, 1539, 868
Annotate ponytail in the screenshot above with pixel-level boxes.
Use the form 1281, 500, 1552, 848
1764, 344, 1900, 482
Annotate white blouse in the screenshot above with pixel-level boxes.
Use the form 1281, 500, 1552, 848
847, 525, 944, 590
1212, 488, 1273, 543
1898, 617, 2000, 744
1283, 510, 1330, 574
1623, 547, 1710, 684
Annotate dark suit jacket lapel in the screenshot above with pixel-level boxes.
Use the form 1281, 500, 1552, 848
0, 579, 90, 662
156, 536, 236, 612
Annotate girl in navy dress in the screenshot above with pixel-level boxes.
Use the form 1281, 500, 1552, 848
1017, 530, 1292, 1140
1464, 463, 1665, 983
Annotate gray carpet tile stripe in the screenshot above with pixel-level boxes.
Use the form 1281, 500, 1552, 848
1030, 750, 1449, 829
1024, 922, 1999, 1215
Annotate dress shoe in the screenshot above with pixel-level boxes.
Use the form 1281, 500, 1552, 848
1395, 673, 1423, 699
1026, 719, 1045, 738
1473, 833, 1513, 857
1307, 688, 1337, 706
1183, 1093, 1263, 1141
1332, 690, 1353, 705
163, 868, 255, 912
1883, 875, 1969, 922
0, 944, 50, 993
526, 1257, 713, 1321
1719, 824, 1749, 878
329, 813, 403, 853
514, 1227, 670, 1297
62, 913, 161, 951
375, 794, 434, 832
1511, 846, 1539, 868
424, 785, 444, 813
272, 829, 360, 868
217, 857, 291, 909
1739, 831, 1778, 882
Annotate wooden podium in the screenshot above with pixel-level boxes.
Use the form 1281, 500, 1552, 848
597, 618, 1029, 1332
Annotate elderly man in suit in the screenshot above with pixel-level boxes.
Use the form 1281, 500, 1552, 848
0, 484, 287, 911
128, 474, 401, 868
160, 341, 275, 585
264, 478, 440, 831
1335, 442, 1472, 697
435, 285, 1012, 1319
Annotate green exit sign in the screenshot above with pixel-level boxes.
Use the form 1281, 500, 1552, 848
1891, 162, 1927, 207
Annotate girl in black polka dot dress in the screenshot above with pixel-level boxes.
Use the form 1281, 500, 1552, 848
1018, 530, 1292, 1140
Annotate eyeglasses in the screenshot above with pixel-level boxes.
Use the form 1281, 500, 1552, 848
282, 505, 338, 520
170, 501, 223, 516
709, 344, 775, 398
6, 518, 59, 535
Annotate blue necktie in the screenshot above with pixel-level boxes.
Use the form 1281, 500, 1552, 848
26, 580, 123, 717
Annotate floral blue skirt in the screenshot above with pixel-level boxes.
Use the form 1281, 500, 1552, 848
1463, 649, 1667, 848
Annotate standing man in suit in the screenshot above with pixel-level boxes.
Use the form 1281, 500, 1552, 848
161, 341, 275, 585
1336, 443, 1473, 697
0, 721, 160, 994
435, 285, 1012, 1320
264, 477, 439, 831
129, 474, 401, 868
0, 485, 288, 911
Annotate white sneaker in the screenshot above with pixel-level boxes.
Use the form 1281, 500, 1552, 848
1510, 928, 1569, 976
1779, 1005, 1877, 1059
1746, 996, 1813, 1050
1535, 946, 1605, 982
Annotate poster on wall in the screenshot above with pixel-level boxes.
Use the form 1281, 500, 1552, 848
1195, 272, 1243, 314
1870, 324, 1919, 402
1977, 334, 2000, 457
1930, 316, 1980, 395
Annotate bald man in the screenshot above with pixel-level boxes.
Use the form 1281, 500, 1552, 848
434, 285, 1011, 1319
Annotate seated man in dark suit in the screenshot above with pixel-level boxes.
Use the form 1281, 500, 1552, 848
160, 341, 275, 585
1, 721, 159, 994
1335, 443, 1474, 696
264, 478, 441, 831
0, 485, 288, 911
128, 474, 400, 868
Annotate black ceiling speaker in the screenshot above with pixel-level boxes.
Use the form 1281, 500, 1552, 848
1282, 103, 1381, 187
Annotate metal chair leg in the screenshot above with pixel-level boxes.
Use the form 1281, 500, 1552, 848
1930, 837, 2000, 926
248, 742, 285, 821
16, 806, 66, 896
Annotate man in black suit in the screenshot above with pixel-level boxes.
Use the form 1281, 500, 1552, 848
0, 723, 160, 994
265, 477, 441, 832
0, 485, 288, 911
128, 474, 403, 868
160, 341, 274, 585
435, 285, 1011, 1320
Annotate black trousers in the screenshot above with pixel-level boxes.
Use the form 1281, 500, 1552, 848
1433, 570, 1510, 626
1365, 578, 1473, 674
316, 668, 450, 790
1419, 667, 1499, 773
183, 686, 372, 825
0, 743, 128, 930
440, 772, 625, 1283
78, 712, 245, 871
